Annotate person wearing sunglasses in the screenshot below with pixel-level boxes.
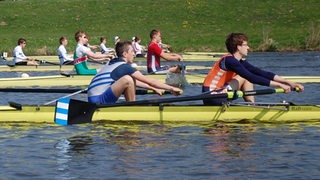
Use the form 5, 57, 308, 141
73, 31, 114, 75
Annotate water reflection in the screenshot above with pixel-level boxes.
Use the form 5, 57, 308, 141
107, 124, 171, 176
1, 121, 320, 179
204, 124, 256, 156
54, 135, 94, 179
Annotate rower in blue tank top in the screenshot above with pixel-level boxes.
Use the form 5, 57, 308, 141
87, 40, 183, 105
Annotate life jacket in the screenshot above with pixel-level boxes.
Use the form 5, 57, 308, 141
203, 54, 237, 91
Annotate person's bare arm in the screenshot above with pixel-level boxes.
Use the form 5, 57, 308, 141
86, 50, 114, 61
272, 75, 304, 92
132, 71, 182, 96
160, 52, 183, 61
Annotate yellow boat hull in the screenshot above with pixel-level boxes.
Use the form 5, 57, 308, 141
0, 63, 213, 72
1, 104, 319, 124
0, 74, 319, 88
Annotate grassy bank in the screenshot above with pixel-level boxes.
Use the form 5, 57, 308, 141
0, 0, 320, 56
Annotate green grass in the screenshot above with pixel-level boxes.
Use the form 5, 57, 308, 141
0, 0, 320, 56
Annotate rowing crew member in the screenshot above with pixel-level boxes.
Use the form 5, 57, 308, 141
100, 37, 115, 54
58, 36, 74, 65
87, 40, 182, 105
147, 29, 183, 74
202, 32, 304, 105
73, 31, 115, 75
13, 38, 39, 66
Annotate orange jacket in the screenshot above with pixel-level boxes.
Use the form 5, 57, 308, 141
203, 54, 236, 91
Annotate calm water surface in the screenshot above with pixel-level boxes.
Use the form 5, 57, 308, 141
0, 123, 319, 179
0, 52, 319, 179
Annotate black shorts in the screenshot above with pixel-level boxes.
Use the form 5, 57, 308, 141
63, 60, 74, 65
15, 61, 28, 65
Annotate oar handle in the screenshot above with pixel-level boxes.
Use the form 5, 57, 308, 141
232, 87, 300, 98
35, 59, 61, 66
136, 89, 181, 95
136, 89, 165, 95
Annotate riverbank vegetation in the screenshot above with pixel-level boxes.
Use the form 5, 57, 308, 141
0, 0, 319, 56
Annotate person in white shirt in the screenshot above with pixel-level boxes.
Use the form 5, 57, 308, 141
114, 36, 120, 45
58, 36, 74, 65
132, 36, 146, 57
159, 40, 171, 53
99, 37, 115, 54
13, 38, 39, 66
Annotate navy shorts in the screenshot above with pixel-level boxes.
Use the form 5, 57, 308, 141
88, 87, 119, 104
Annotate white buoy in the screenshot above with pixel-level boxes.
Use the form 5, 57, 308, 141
21, 73, 30, 78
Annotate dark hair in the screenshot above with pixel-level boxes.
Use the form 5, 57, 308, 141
115, 40, 132, 57
18, 38, 26, 45
225, 33, 248, 54
59, 36, 66, 44
134, 36, 141, 42
149, 29, 160, 39
75, 30, 85, 42
100, 37, 106, 43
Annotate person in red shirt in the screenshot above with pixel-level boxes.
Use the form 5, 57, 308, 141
147, 29, 183, 74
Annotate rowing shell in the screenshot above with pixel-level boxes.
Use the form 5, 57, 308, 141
1, 103, 319, 123
0, 74, 319, 88
3, 88, 320, 124
0, 64, 212, 72
4, 54, 219, 64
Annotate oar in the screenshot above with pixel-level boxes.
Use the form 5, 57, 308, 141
35, 59, 61, 66
0, 87, 172, 95
54, 88, 294, 125
0, 88, 84, 93
44, 88, 88, 105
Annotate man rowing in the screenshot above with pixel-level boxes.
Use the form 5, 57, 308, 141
87, 40, 183, 105
147, 29, 183, 74
13, 38, 39, 66
202, 32, 304, 105
73, 31, 114, 75
58, 36, 74, 65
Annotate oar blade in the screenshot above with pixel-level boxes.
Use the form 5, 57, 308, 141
54, 98, 96, 125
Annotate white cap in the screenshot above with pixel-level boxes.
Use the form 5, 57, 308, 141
114, 36, 119, 44
132, 36, 135, 41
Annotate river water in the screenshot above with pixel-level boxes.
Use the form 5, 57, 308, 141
0, 52, 319, 179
